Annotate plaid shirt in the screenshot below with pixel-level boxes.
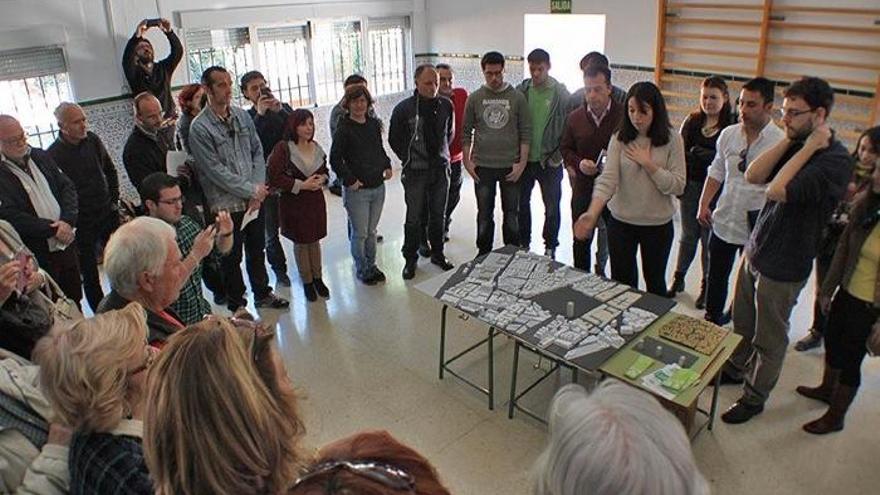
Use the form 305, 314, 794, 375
69, 420, 152, 495
169, 215, 212, 325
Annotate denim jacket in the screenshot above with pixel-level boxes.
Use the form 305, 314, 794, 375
188, 105, 265, 212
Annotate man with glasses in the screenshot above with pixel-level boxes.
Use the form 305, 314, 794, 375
720, 77, 852, 424
140, 172, 234, 324
189, 66, 289, 313
48, 102, 120, 312
0, 115, 82, 304
697, 77, 784, 327
462, 51, 531, 256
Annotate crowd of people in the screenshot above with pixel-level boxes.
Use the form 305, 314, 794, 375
0, 14, 877, 495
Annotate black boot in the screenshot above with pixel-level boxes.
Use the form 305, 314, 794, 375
313, 278, 330, 299
695, 280, 707, 310
665, 271, 685, 298
803, 384, 858, 434
796, 365, 840, 404
303, 282, 318, 302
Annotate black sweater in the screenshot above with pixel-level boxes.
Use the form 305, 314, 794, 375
330, 116, 391, 188
47, 132, 119, 226
248, 103, 294, 160
123, 126, 173, 190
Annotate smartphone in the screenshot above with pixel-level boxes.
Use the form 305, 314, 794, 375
596, 149, 607, 173
14, 251, 29, 294
260, 87, 274, 99
145, 18, 162, 27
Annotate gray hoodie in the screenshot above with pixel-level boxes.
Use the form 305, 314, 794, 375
461, 82, 531, 169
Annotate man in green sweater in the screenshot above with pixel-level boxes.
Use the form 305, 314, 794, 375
516, 49, 570, 259
462, 51, 531, 256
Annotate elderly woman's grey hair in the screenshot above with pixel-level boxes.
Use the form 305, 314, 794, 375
103, 216, 176, 298
532, 380, 709, 495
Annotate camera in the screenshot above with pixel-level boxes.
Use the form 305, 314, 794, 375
260, 87, 273, 99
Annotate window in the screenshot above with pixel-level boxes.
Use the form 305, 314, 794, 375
311, 21, 364, 105
0, 46, 72, 148
185, 28, 253, 106
367, 17, 408, 97
256, 25, 312, 107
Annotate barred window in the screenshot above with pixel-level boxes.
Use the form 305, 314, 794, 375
0, 46, 72, 149
367, 17, 408, 97
185, 28, 253, 106
256, 25, 312, 107
311, 21, 364, 105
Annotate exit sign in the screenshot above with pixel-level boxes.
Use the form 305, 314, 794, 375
551, 0, 572, 13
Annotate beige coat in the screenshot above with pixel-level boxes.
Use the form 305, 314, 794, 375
0, 349, 69, 494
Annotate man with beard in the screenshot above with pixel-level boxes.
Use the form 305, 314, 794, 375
121, 18, 182, 120
721, 77, 852, 424
462, 51, 531, 256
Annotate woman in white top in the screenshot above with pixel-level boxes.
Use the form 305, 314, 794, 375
574, 81, 686, 295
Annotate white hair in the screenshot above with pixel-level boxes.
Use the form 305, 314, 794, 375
532, 380, 709, 495
53, 102, 81, 124
104, 217, 176, 298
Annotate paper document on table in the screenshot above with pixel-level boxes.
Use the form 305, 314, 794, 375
240, 208, 259, 231
166, 151, 188, 177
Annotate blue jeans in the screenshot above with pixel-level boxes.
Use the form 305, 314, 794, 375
475, 166, 520, 255
673, 180, 710, 279
263, 193, 288, 274
518, 162, 563, 250
343, 184, 385, 278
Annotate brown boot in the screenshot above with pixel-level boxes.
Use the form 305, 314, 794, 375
803, 384, 858, 435
796, 366, 841, 404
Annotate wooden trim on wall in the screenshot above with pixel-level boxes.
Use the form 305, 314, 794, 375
655, 0, 669, 85
756, 0, 773, 76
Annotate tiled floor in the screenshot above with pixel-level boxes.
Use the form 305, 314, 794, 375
226, 172, 878, 494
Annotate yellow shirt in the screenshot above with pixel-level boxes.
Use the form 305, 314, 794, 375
847, 223, 880, 302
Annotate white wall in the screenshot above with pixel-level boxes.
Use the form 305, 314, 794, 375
425, 0, 657, 67
0, 0, 427, 102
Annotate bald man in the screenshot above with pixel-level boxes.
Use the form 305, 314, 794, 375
0, 115, 82, 304
47, 103, 120, 311
123, 92, 179, 191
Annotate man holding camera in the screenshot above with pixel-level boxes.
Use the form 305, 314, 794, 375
241, 71, 293, 286
122, 18, 182, 120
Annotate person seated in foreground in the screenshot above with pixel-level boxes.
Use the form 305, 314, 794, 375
143, 315, 308, 494
532, 380, 709, 495
0, 348, 70, 494
97, 216, 190, 344
34, 303, 156, 494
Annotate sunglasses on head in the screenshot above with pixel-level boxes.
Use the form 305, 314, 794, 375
291, 460, 416, 492
737, 146, 750, 173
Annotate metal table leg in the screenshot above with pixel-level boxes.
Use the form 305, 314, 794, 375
488, 327, 495, 410
439, 305, 448, 380
508, 341, 521, 418
708, 368, 722, 431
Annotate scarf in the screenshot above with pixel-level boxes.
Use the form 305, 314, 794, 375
1, 152, 64, 251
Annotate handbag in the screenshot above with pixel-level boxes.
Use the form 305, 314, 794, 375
32, 271, 83, 323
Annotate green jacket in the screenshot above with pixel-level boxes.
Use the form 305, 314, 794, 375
516, 76, 572, 167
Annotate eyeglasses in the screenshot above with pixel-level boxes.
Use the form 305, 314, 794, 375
779, 107, 814, 119
291, 460, 416, 492
737, 146, 750, 173
157, 196, 184, 206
